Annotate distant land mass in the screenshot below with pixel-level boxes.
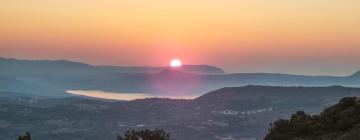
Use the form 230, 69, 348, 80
1, 57, 360, 97
349, 71, 360, 78
0, 57, 225, 75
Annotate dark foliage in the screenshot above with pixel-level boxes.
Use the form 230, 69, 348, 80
17, 132, 35, 140
115, 129, 170, 140
265, 97, 360, 140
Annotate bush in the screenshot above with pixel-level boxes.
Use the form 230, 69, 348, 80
17, 132, 35, 140
115, 129, 170, 140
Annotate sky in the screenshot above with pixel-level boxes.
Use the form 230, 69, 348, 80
0, 0, 359, 76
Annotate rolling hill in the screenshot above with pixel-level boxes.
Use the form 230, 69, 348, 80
1, 86, 360, 140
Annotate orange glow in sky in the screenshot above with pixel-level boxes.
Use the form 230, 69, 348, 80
0, 0, 360, 75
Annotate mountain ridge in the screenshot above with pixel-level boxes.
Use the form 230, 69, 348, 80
349, 71, 360, 78
0, 57, 225, 75
3, 57, 360, 77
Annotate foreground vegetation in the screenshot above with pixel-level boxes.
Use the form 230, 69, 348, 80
4, 86, 360, 140
115, 129, 170, 140
17, 132, 35, 140
265, 97, 360, 140
17, 129, 170, 140
19, 95, 360, 140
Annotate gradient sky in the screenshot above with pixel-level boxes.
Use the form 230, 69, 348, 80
0, 0, 359, 76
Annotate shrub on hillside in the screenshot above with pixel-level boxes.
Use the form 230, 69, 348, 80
115, 129, 170, 140
265, 97, 360, 140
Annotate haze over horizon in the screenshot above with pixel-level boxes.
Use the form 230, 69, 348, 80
2, 56, 360, 77
1, 0, 360, 76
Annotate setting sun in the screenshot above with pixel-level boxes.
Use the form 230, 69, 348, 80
170, 59, 182, 67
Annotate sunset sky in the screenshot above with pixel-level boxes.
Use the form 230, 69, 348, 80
0, 0, 359, 75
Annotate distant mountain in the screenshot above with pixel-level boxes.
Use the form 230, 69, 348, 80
348, 71, 360, 78
2, 57, 360, 96
171, 65, 225, 74
0, 57, 225, 75
99, 65, 225, 75
0, 57, 96, 75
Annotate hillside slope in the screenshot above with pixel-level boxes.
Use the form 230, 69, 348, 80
265, 97, 360, 140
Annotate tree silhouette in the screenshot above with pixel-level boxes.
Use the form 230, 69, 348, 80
17, 132, 35, 140
115, 129, 170, 140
